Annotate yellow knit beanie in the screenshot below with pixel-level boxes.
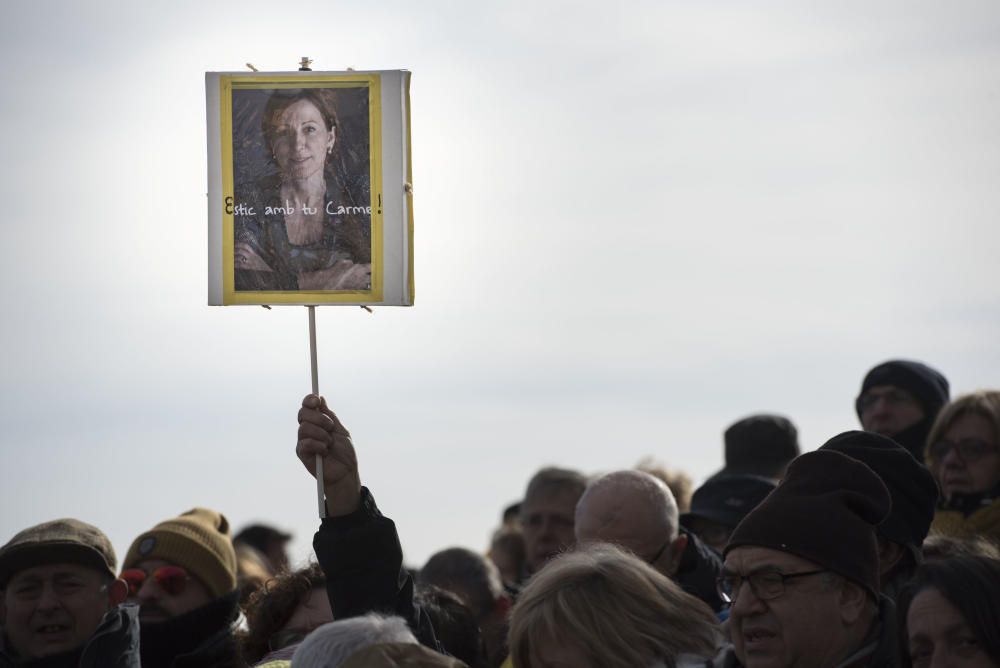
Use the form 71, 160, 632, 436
123, 507, 238, 599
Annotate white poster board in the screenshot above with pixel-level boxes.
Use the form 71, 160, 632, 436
207, 70, 413, 306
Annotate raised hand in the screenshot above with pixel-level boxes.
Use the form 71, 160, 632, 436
296, 394, 362, 516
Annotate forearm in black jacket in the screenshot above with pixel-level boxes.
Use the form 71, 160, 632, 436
312, 487, 439, 649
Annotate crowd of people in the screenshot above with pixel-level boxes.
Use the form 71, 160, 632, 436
2, 359, 998, 667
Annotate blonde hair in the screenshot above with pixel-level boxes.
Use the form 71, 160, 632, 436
925, 391, 1000, 479
509, 544, 719, 668
636, 458, 694, 512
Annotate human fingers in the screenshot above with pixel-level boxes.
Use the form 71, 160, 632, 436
298, 420, 332, 445
296, 434, 329, 478
334, 263, 370, 290
296, 435, 328, 460
298, 402, 336, 432
319, 396, 352, 438
235, 243, 272, 271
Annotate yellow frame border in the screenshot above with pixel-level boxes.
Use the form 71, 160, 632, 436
405, 74, 415, 304
219, 73, 383, 304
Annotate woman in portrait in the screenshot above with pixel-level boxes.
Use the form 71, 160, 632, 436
925, 390, 1000, 542
897, 556, 1000, 668
234, 88, 371, 291
507, 544, 721, 668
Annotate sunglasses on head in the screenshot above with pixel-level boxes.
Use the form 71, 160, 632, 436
120, 566, 190, 596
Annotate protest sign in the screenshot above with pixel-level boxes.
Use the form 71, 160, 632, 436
207, 70, 413, 306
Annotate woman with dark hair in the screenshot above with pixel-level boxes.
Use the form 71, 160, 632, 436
240, 562, 332, 665
234, 88, 371, 292
414, 586, 487, 668
897, 556, 1000, 668
925, 391, 1000, 542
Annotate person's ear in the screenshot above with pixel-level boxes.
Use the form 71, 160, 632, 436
836, 578, 867, 625
107, 578, 129, 606
327, 126, 336, 153
492, 593, 512, 622
665, 533, 688, 576
877, 538, 905, 577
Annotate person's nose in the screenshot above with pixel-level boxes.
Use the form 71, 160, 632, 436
539, 517, 561, 539
35, 582, 62, 613
295, 128, 307, 150
135, 576, 160, 603
868, 396, 892, 416
729, 580, 766, 618
941, 445, 964, 469
928, 649, 955, 668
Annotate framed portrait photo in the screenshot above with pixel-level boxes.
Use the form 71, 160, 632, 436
207, 70, 413, 306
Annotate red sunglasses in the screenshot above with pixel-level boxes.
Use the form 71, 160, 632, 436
120, 566, 190, 596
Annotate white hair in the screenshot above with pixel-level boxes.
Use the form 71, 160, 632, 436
577, 469, 680, 541
291, 613, 418, 668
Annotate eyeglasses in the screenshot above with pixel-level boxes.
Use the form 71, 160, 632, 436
646, 536, 672, 565
858, 389, 917, 412
928, 438, 998, 463
716, 569, 826, 604
120, 566, 190, 597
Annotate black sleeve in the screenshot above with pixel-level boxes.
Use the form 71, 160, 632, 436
312, 487, 440, 650
674, 527, 726, 613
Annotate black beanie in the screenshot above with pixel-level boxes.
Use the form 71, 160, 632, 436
723, 414, 800, 475
819, 431, 938, 558
725, 450, 890, 598
856, 360, 950, 420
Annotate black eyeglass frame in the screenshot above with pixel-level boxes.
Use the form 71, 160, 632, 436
645, 535, 673, 565
927, 438, 999, 463
716, 568, 827, 604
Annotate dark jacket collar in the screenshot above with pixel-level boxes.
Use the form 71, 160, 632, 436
0, 603, 140, 668
941, 482, 1000, 517
138, 591, 240, 668
675, 528, 725, 612
833, 596, 897, 668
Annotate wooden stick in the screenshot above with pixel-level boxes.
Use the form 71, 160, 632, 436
308, 306, 326, 518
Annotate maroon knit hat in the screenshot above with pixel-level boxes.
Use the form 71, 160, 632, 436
724, 449, 891, 597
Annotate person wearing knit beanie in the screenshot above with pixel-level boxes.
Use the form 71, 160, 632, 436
711, 414, 800, 481
856, 359, 950, 459
122, 507, 241, 668
720, 450, 897, 668
819, 430, 938, 601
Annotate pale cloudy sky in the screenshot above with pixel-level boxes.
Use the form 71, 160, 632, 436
1, 0, 998, 568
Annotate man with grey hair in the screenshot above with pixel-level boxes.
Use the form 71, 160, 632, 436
291, 614, 418, 667
574, 469, 724, 611
517, 467, 588, 581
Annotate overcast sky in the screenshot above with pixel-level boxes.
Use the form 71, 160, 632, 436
2, 0, 998, 568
